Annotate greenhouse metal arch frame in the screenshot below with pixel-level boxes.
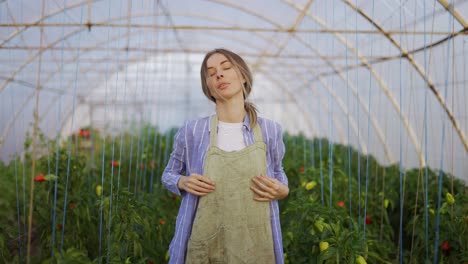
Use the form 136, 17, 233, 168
0, 0, 467, 164
0, 0, 467, 263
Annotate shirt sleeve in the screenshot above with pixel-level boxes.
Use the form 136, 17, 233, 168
162, 122, 187, 196
272, 122, 288, 186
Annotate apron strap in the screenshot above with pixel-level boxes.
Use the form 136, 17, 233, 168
209, 114, 264, 146
252, 122, 263, 143
209, 115, 218, 148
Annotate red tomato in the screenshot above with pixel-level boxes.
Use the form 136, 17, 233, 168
365, 215, 371, 225
34, 174, 45, 182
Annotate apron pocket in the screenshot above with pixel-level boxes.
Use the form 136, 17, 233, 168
189, 225, 222, 243
187, 227, 225, 264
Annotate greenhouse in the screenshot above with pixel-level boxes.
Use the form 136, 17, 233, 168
0, 0, 467, 263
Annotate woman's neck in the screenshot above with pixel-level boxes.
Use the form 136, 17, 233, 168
216, 98, 246, 123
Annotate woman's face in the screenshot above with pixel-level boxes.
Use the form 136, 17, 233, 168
206, 53, 245, 102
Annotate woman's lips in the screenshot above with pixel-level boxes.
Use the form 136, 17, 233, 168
217, 82, 229, 89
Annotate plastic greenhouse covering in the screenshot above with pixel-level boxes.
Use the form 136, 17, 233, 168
0, 0, 467, 263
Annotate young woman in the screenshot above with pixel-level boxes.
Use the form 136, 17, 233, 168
162, 48, 289, 264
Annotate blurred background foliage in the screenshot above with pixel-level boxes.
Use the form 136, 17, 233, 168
0, 126, 466, 263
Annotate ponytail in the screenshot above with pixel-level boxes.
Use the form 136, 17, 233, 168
244, 101, 258, 128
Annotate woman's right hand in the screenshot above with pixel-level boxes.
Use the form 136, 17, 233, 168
178, 174, 216, 196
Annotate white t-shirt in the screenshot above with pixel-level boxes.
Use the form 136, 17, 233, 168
217, 121, 246, 151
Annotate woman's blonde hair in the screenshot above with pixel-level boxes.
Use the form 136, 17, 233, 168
200, 48, 258, 128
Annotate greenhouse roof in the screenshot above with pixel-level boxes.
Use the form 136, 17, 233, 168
0, 0, 467, 180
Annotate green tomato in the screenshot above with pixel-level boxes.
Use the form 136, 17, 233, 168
356, 255, 367, 264
95, 185, 102, 196
319, 241, 329, 252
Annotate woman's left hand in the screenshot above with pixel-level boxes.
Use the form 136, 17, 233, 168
250, 175, 289, 202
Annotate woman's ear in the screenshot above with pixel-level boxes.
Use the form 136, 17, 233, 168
241, 73, 246, 84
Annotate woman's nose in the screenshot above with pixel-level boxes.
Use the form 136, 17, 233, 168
216, 70, 223, 79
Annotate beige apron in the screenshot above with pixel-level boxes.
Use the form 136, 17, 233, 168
186, 116, 275, 264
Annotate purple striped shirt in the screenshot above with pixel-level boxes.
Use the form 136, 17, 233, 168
162, 114, 288, 264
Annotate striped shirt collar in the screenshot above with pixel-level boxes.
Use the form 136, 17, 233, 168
208, 113, 252, 132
